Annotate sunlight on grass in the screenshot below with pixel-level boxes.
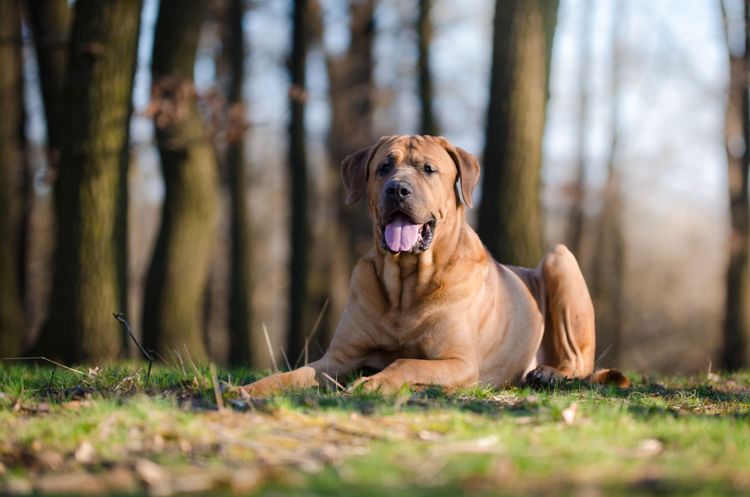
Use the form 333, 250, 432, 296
0, 363, 748, 496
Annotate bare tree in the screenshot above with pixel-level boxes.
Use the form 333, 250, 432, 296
591, 0, 625, 368
287, 0, 312, 360
304, 0, 377, 349
477, 0, 559, 267
0, 0, 24, 355
24, 1, 71, 329
223, 0, 253, 364
142, 0, 218, 362
34, 0, 142, 361
567, 1, 593, 255
720, 0, 750, 369
418, 0, 437, 136
25, 0, 70, 160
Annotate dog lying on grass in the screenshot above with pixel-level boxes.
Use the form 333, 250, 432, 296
242, 135, 629, 395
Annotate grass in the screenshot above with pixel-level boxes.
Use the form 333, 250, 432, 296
0, 362, 749, 496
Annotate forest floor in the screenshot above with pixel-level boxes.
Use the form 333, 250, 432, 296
0, 362, 748, 496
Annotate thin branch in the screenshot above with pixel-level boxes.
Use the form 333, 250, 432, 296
209, 363, 225, 410
595, 343, 613, 367
294, 299, 329, 367
1, 357, 84, 375
280, 347, 292, 371
322, 372, 345, 391
113, 312, 154, 380
262, 322, 279, 373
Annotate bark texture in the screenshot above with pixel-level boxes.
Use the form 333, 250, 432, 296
417, 0, 437, 136
721, 0, 750, 370
567, 1, 592, 255
143, 0, 217, 362
477, 0, 559, 267
287, 0, 311, 361
0, 0, 24, 355
35, 0, 142, 362
224, 0, 253, 364
25, 0, 70, 159
312, 0, 376, 349
591, 0, 625, 368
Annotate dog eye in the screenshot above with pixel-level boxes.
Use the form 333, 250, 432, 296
377, 162, 392, 176
423, 164, 437, 174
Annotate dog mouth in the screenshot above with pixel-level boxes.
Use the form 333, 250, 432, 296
380, 212, 435, 254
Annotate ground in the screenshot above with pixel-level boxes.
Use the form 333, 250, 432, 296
0, 362, 748, 496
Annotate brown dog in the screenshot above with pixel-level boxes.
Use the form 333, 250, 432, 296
242, 135, 627, 396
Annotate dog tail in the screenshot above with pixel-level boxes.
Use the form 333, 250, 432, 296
589, 368, 631, 388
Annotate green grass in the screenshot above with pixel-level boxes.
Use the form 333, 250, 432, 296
1, 363, 749, 496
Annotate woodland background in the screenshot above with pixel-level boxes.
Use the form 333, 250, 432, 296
1, 0, 749, 374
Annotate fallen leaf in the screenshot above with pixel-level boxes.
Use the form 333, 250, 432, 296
135, 458, 168, 488
35, 450, 64, 470
562, 403, 578, 425
228, 468, 262, 493
635, 438, 663, 457
172, 472, 214, 493
35, 472, 106, 495
74, 441, 96, 464
4, 477, 32, 495
417, 430, 442, 441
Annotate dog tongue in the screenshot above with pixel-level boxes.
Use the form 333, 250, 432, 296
384, 214, 421, 252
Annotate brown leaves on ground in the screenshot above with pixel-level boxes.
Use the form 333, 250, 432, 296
0, 399, 481, 496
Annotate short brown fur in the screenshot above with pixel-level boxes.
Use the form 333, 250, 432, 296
242, 135, 628, 395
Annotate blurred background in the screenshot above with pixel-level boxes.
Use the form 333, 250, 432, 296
0, 0, 747, 374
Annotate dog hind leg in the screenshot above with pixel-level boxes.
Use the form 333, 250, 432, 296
526, 244, 595, 385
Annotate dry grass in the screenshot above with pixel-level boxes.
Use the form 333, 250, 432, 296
0, 363, 749, 496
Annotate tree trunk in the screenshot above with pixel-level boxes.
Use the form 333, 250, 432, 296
418, 0, 437, 136
567, 1, 592, 256
0, 0, 24, 356
224, 0, 253, 365
25, 0, 70, 160
591, 0, 625, 368
477, 0, 559, 267
287, 0, 311, 361
721, 0, 750, 370
143, 0, 217, 362
311, 0, 376, 351
34, 0, 142, 362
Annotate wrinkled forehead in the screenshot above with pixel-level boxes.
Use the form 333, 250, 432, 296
370, 135, 455, 170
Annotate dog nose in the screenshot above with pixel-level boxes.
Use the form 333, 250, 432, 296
385, 181, 412, 200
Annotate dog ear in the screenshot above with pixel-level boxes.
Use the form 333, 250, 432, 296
340, 136, 391, 205
341, 147, 372, 205
453, 146, 481, 208
439, 139, 481, 208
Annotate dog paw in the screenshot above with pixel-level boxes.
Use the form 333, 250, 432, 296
347, 374, 402, 395
239, 373, 285, 397
525, 365, 566, 388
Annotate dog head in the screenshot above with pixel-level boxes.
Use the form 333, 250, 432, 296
341, 135, 480, 254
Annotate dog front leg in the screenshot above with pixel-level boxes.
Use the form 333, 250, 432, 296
349, 357, 479, 394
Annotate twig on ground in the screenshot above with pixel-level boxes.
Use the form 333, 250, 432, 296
1, 357, 84, 376
262, 323, 279, 373
594, 343, 613, 368
281, 347, 292, 371
322, 372, 345, 392
295, 299, 329, 367
183, 344, 205, 387
46, 370, 56, 395
209, 363, 225, 410
171, 348, 187, 376
113, 312, 154, 380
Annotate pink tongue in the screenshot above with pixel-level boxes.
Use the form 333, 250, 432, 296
384, 214, 421, 252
